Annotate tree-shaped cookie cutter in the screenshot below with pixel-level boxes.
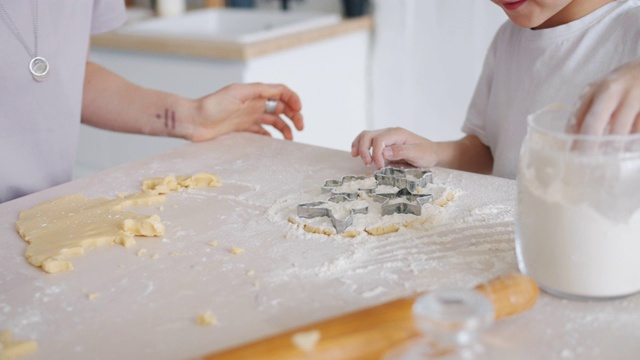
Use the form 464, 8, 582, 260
373, 188, 433, 216
321, 175, 378, 200
297, 195, 368, 233
374, 167, 433, 193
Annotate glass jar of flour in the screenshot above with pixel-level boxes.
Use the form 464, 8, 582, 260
516, 105, 640, 300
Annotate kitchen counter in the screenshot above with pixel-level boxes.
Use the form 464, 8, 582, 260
1, 133, 639, 359
90, 15, 373, 60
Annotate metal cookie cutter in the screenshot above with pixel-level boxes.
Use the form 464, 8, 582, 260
321, 175, 377, 200
373, 188, 433, 216
374, 167, 433, 193
297, 195, 368, 233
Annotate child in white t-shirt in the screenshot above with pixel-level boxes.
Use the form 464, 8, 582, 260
352, 0, 640, 179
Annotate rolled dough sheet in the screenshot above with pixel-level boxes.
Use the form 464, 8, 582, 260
0, 330, 38, 360
15, 173, 220, 274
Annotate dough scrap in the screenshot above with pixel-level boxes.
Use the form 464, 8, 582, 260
303, 224, 336, 236
365, 224, 400, 236
342, 229, 360, 238
291, 330, 321, 352
434, 191, 455, 207
229, 246, 245, 255
289, 215, 394, 237
0, 331, 38, 360
15, 173, 220, 274
196, 311, 217, 326
142, 173, 221, 194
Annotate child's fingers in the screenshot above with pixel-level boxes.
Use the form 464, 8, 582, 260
578, 88, 618, 136
371, 135, 388, 169
571, 85, 596, 133
356, 132, 375, 166
350, 137, 359, 156
383, 144, 425, 168
633, 113, 640, 133
382, 145, 401, 162
574, 61, 640, 136
610, 96, 640, 135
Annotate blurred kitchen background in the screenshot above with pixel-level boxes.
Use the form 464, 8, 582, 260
76, 0, 506, 178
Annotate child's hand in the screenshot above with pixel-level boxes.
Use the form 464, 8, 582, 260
572, 60, 640, 135
351, 127, 438, 169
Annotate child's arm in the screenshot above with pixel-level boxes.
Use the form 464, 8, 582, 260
572, 60, 640, 135
351, 128, 493, 174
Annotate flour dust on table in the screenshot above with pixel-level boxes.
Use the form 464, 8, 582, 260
265, 168, 519, 298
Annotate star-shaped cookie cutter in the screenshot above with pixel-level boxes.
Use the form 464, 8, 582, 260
321, 175, 377, 200
297, 195, 368, 233
374, 167, 433, 193
373, 188, 433, 216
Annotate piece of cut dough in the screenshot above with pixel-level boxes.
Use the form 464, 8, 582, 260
15, 173, 220, 274
196, 311, 217, 326
342, 229, 360, 238
365, 224, 400, 236
291, 330, 321, 353
229, 246, 245, 255
142, 173, 221, 194
433, 191, 455, 207
0, 331, 13, 346
0, 331, 38, 360
303, 224, 336, 236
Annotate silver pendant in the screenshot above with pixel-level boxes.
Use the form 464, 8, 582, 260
29, 56, 49, 81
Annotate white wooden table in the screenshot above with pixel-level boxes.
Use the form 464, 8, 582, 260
1, 133, 638, 359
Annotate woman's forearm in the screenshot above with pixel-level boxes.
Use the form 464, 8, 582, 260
81, 61, 196, 139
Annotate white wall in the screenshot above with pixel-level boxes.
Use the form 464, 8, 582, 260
371, 0, 506, 140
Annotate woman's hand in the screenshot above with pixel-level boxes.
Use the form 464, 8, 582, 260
572, 60, 640, 135
188, 82, 303, 142
351, 127, 438, 169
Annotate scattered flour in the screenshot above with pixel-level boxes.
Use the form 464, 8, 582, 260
265, 169, 519, 297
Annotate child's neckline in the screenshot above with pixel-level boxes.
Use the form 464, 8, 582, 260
518, 0, 626, 42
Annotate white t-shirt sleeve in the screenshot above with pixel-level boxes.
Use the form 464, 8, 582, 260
91, 0, 126, 35
461, 31, 498, 147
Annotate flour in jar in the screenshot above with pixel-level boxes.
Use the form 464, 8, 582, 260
517, 180, 640, 298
